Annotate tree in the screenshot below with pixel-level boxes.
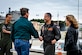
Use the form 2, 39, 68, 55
31, 19, 44, 23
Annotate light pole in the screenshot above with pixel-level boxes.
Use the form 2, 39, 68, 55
78, 0, 82, 38
36, 14, 39, 19
9, 7, 11, 13
78, 0, 79, 22
57, 12, 59, 26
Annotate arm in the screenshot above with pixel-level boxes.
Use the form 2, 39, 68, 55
29, 22, 39, 38
10, 24, 15, 42
2, 29, 11, 34
39, 27, 44, 41
51, 25, 61, 44
2, 25, 11, 34
65, 30, 75, 46
53, 25, 61, 41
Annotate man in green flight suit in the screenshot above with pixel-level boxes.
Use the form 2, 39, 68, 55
0, 14, 13, 55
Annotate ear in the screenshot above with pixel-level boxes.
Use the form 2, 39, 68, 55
27, 13, 29, 16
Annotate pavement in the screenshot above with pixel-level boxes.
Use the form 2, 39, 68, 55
13, 52, 43, 55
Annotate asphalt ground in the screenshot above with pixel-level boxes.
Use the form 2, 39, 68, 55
13, 52, 43, 55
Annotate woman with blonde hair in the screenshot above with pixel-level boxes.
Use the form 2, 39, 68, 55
64, 15, 79, 55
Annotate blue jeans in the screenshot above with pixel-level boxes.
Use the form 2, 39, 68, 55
14, 39, 30, 55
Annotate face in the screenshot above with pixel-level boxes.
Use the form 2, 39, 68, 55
65, 19, 70, 26
44, 14, 50, 23
25, 12, 29, 18
6, 15, 12, 22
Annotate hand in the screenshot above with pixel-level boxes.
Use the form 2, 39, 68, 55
51, 39, 56, 44
8, 31, 11, 34
39, 36, 43, 41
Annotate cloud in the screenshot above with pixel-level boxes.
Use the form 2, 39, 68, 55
0, 0, 82, 23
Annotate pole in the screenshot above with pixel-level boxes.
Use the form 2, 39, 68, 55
9, 7, 11, 13
57, 12, 59, 26
78, 0, 79, 22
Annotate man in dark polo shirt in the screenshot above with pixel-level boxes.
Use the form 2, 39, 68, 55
11, 8, 39, 55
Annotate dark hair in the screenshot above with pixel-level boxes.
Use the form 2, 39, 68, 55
46, 13, 52, 19
66, 15, 78, 29
6, 13, 11, 18
20, 8, 29, 16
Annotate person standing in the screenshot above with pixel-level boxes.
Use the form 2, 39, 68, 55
11, 8, 39, 55
39, 13, 61, 55
0, 14, 13, 55
64, 15, 79, 55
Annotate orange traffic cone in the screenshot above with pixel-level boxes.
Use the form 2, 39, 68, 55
57, 43, 62, 55
57, 51, 62, 55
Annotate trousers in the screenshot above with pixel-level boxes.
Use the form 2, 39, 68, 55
14, 39, 30, 55
43, 42, 55, 55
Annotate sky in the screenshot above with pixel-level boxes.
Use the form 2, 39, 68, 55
0, 0, 82, 23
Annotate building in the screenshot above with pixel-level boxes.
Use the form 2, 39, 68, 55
9, 11, 21, 21
0, 15, 5, 23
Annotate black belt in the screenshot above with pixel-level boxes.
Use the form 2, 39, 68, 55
15, 38, 29, 42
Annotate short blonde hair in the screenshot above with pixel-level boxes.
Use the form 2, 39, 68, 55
66, 15, 78, 29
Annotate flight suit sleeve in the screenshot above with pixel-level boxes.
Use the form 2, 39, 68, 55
2, 24, 6, 29
40, 29, 42, 36
40, 26, 44, 37
53, 25, 61, 41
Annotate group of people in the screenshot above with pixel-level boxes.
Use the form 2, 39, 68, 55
0, 7, 81, 55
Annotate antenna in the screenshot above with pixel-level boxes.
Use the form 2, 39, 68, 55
9, 7, 11, 13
